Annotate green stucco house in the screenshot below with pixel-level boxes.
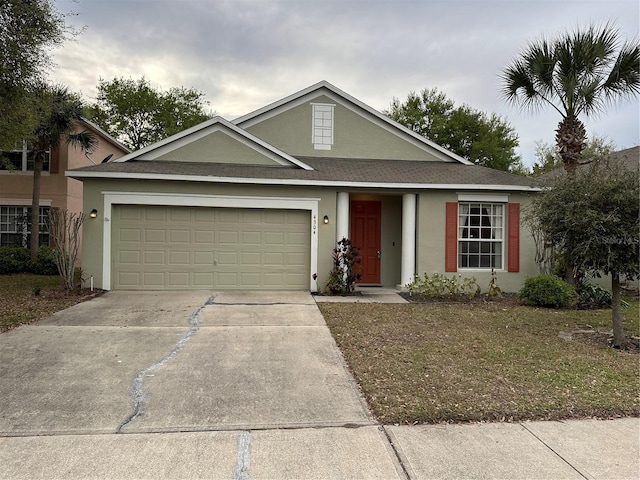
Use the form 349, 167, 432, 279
68, 81, 539, 292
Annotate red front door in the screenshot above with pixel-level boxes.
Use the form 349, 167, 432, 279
350, 200, 381, 284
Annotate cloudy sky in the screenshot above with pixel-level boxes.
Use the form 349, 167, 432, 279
50, 0, 639, 167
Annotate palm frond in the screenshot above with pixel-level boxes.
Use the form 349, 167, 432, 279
67, 129, 97, 154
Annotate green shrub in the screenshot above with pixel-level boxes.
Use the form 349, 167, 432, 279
407, 272, 481, 299
577, 282, 629, 309
32, 246, 59, 275
0, 246, 31, 274
519, 274, 576, 308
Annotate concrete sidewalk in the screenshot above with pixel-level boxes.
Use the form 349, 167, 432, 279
0, 290, 637, 479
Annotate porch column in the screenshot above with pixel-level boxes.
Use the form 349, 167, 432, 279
400, 193, 416, 288
336, 191, 350, 242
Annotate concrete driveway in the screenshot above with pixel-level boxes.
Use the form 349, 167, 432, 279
1, 290, 638, 479
0, 290, 403, 478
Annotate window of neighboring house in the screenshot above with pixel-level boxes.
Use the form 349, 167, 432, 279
458, 202, 504, 269
311, 103, 334, 150
0, 206, 50, 247
0, 142, 50, 172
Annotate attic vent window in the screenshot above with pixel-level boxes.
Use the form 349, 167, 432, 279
312, 103, 334, 150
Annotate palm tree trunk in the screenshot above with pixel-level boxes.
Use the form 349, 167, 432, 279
555, 116, 587, 176
29, 150, 43, 263
611, 273, 624, 349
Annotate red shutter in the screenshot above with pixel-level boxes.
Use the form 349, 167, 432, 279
49, 147, 59, 174
508, 203, 520, 272
445, 202, 458, 272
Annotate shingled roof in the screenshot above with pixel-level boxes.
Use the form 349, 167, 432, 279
68, 156, 537, 191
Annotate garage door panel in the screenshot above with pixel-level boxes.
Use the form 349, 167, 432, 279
264, 232, 284, 245
143, 272, 165, 287
194, 231, 214, 243
218, 210, 239, 223
194, 272, 214, 287
118, 272, 140, 287
218, 231, 238, 244
168, 272, 190, 287
287, 252, 307, 267
287, 232, 307, 245
119, 228, 141, 242
144, 229, 165, 243
143, 251, 164, 264
169, 251, 190, 265
218, 251, 238, 265
241, 252, 261, 266
118, 250, 140, 264
170, 230, 190, 243
112, 205, 310, 290
194, 251, 214, 265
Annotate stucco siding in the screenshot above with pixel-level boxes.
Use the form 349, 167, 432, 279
155, 131, 280, 165
416, 191, 538, 293
245, 94, 444, 161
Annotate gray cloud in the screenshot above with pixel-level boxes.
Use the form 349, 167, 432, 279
52, 0, 640, 165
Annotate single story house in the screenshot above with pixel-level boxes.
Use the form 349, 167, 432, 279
67, 81, 539, 292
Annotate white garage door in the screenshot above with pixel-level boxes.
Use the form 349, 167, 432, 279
111, 205, 310, 290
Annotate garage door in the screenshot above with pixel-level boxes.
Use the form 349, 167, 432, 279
112, 205, 310, 290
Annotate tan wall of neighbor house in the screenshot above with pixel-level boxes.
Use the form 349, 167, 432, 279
0, 146, 69, 211
155, 131, 281, 165
81, 179, 339, 290
65, 128, 129, 216
244, 94, 445, 161
416, 191, 539, 293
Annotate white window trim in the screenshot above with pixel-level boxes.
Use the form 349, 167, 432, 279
100, 192, 320, 292
457, 193, 509, 203
0, 204, 51, 247
457, 201, 506, 271
311, 103, 335, 150
0, 141, 51, 173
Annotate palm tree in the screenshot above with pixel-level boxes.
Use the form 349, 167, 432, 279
501, 23, 640, 175
29, 85, 97, 262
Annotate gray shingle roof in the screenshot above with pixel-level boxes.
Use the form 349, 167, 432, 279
68, 156, 537, 189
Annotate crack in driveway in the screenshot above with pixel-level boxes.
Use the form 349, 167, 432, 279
116, 294, 218, 433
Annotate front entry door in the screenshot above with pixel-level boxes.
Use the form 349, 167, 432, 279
350, 200, 381, 284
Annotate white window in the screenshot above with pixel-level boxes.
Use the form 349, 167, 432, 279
458, 202, 504, 269
0, 142, 50, 172
0, 206, 50, 247
311, 103, 334, 150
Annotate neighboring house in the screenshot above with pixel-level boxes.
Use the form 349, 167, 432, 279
68, 81, 540, 292
0, 118, 129, 248
538, 145, 639, 182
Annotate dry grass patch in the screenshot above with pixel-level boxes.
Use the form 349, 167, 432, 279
0, 274, 99, 332
319, 301, 639, 424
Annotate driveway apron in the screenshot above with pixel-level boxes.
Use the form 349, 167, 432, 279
0, 291, 405, 479
0, 290, 371, 435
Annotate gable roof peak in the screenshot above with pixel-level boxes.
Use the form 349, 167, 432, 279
112, 115, 313, 170
233, 80, 472, 166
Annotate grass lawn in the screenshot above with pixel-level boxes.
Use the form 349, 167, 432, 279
0, 274, 95, 332
319, 300, 640, 424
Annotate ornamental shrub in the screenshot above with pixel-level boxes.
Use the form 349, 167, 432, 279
519, 274, 575, 308
0, 246, 31, 274
325, 238, 361, 294
32, 246, 59, 275
407, 272, 481, 299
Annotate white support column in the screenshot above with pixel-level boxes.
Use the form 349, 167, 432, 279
400, 193, 416, 289
336, 191, 350, 242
